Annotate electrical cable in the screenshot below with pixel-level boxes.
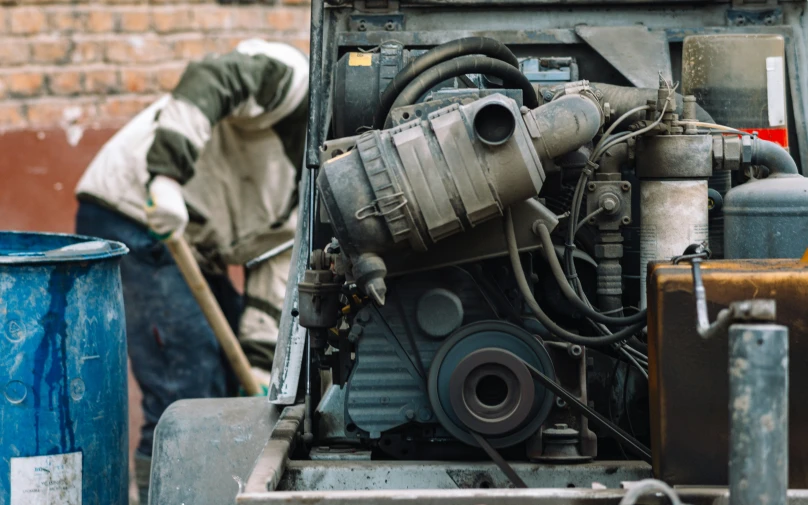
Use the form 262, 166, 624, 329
505, 209, 644, 346
563, 84, 676, 317
535, 222, 647, 326
619, 346, 648, 379
575, 207, 605, 234
681, 121, 750, 135
618, 479, 683, 505
621, 343, 649, 362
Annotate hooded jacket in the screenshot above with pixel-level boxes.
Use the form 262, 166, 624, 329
76, 39, 309, 351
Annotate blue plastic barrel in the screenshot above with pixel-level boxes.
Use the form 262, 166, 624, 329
0, 231, 128, 505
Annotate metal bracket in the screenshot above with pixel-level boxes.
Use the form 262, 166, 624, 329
350, 14, 404, 32
355, 193, 408, 220
585, 180, 632, 231
726, 8, 783, 27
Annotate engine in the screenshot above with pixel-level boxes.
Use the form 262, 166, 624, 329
293, 35, 803, 464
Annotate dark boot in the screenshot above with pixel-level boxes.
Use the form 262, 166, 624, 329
134, 452, 152, 505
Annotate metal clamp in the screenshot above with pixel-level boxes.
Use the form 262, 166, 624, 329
354, 192, 408, 220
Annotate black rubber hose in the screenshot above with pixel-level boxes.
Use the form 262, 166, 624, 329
535, 222, 647, 326
505, 209, 644, 347
373, 37, 520, 129
591, 82, 714, 128
384, 55, 540, 127
752, 138, 799, 175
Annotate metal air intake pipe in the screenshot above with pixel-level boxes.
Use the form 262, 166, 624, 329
318, 91, 604, 304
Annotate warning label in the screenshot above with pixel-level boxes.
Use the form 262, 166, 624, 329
10, 452, 82, 505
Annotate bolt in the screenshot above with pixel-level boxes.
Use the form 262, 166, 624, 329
568, 344, 583, 358
621, 216, 631, 225
600, 195, 619, 213
556, 397, 567, 409
587, 182, 596, 192
405, 409, 415, 420
356, 311, 370, 323
385, 21, 395, 31
621, 182, 630, 192
554, 423, 569, 430
418, 407, 432, 421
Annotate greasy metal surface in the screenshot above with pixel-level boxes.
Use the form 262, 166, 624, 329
150, 397, 280, 505
635, 135, 713, 179
724, 174, 808, 259
575, 26, 672, 89
728, 324, 788, 505
639, 180, 708, 308
428, 322, 555, 448
0, 232, 128, 505
270, 166, 312, 405
245, 404, 305, 494
519, 357, 652, 464
682, 34, 786, 129
331, 10, 807, 173
647, 259, 808, 487
384, 199, 551, 276
271, 0, 808, 409
239, 487, 808, 505
343, 268, 497, 438
277, 460, 652, 491
450, 348, 536, 436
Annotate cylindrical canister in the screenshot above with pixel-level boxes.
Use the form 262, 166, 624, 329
640, 180, 708, 308
724, 174, 808, 259
0, 232, 129, 505
729, 323, 788, 505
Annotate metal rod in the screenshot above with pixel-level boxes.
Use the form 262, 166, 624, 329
520, 359, 652, 463
305, 0, 325, 169
245, 239, 295, 270
729, 323, 789, 505
690, 259, 712, 334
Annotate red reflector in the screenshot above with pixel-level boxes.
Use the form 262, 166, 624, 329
739, 127, 789, 148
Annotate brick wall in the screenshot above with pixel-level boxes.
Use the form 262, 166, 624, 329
0, 0, 311, 131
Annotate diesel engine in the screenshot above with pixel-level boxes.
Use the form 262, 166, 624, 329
290, 35, 804, 465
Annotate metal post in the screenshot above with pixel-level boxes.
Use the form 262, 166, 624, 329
729, 323, 789, 505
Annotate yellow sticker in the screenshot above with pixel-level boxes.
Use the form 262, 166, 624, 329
348, 52, 373, 67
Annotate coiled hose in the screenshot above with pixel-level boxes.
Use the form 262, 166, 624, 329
373, 36, 520, 129
383, 55, 540, 128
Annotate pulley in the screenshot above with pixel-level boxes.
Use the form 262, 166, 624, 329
427, 321, 555, 448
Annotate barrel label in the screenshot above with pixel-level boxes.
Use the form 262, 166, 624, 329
10, 452, 81, 505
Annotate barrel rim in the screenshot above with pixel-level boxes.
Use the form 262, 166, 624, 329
0, 230, 128, 265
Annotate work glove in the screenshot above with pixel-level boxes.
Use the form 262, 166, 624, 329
145, 175, 188, 239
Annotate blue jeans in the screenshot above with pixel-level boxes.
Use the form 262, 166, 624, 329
75, 201, 242, 456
